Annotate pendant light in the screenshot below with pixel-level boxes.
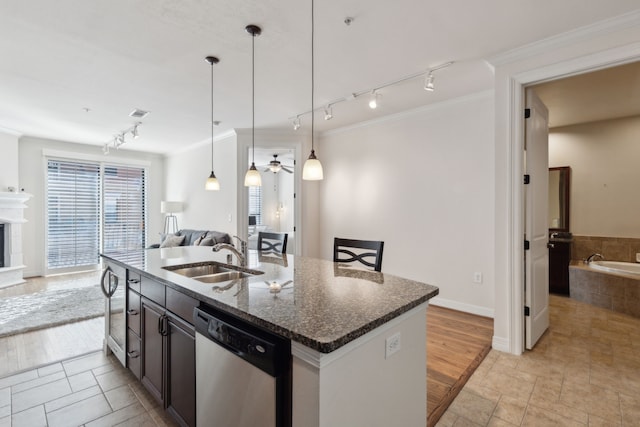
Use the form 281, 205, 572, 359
302, 0, 324, 181
244, 24, 262, 187
205, 56, 221, 191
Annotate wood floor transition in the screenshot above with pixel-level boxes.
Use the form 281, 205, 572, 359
427, 305, 494, 427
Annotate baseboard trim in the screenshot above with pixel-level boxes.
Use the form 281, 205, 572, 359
429, 297, 494, 318
491, 336, 511, 353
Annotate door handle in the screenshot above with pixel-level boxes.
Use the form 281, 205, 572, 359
100, 267, 112, 298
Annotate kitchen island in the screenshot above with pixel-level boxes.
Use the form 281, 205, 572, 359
102, 246, 438, 426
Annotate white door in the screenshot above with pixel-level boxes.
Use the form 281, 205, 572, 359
524, 88, 550, 350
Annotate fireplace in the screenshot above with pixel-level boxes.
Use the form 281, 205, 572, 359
0, 191, 32, 288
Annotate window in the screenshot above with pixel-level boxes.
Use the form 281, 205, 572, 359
103, 164, 146, 266
46, 158, 147, 272
46, 160, 101, 269
248, 186, 262, 225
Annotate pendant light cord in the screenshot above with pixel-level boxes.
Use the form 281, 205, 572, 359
210, 62, 214, 169
252, 31, 256, 164
311, 0, 315, 152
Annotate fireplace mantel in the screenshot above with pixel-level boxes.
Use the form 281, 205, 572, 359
0, 191, 32, 288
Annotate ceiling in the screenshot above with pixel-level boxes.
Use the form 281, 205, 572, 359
532, 61, 640, 128
1, 1, 639, 154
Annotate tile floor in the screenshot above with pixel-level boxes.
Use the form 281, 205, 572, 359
437, 294, 640, 426
0, 351, 178, 427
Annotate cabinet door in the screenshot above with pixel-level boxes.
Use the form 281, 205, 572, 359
141, 298, 165, 404
166, 314, 196, 427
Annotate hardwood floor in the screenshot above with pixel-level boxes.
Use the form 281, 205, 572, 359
427, 305, 494, 427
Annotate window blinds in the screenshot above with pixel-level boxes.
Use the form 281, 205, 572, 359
46, 159, 101, 269
248, 186, 262, 225
46, 159, 147, 271
102, 164, 146, 266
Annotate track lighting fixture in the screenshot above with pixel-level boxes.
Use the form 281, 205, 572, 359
302, 0, 324, 181
102, 122, 143, 154
205, 56, 221, 191
288, 61, 454, 125
324, 105, 333, 121
368, 90, 379, 109
293, 116, 301, 130
244, 24, 263, 187
424, 72, 435, 91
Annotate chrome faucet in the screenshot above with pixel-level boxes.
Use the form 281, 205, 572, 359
212, 243, 246, 267
586, 253, 605, 263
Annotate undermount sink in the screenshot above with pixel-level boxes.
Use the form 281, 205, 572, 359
163, 261, 263, 284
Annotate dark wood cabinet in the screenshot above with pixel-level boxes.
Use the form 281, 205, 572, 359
137, 284, 196, 427
549, 240, 571, 295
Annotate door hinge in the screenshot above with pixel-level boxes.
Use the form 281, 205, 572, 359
524, 240, 530, 250
524, 108, 531, 119
524, 174, 530, 184
524, 306, 530, 316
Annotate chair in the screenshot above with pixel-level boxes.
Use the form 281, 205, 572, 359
333, 238, 384, 272
257, 232, 288, 254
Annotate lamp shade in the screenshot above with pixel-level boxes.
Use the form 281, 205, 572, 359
161, 201, 183, 214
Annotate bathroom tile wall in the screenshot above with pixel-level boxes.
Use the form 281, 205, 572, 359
572, 235, 640, 262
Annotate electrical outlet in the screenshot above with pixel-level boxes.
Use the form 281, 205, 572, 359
473, 272, 483, 284
227, 213, 232, 222
385, 332, 401, 359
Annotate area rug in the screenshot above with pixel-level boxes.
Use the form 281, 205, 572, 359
0, 285, 104, 338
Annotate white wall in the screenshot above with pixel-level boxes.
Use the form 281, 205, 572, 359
549, 116, 640, 238
19, 136, 165, 277
0, 130, 20, 191
164, 132, 238, 241
316, 92, 495, 317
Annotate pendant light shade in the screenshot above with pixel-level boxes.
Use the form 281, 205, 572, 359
244, 24, 262, 187
205, 55, 221, 191
302, 0, 324, 181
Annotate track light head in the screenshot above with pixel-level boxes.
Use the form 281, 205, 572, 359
424, 72, 435, 92
368, 91, 379, 109
131, 122, 141, 139
324, 105, 333, 121
293, 116, 301, 130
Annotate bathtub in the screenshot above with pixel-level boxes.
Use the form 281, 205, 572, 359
569, 261, 640, 318
589, 260, 640, 276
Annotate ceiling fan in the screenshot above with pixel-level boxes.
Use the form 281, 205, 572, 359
262, 154, 293, 174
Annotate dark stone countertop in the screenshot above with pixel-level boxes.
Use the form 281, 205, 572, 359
102, 246, 439, 353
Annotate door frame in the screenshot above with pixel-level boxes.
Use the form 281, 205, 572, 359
494, 39, 640, 354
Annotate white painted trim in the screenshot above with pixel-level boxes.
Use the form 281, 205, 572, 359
0, 126, 21, 137
292, 303, 428, 369
497, 35, 640, 356
429, 297, 494, 318
491, 336, 510, 353
322, 90, 493, 137
42, 149, 151, 167
488, 9, 640, 66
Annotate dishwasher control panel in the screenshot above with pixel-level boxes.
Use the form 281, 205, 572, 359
194, 305, 290, 377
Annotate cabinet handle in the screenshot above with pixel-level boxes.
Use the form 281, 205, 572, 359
127, 350, 140, 359
127, 309, 139, 316
128, 278, 140, 284
158, 315, 164, 335
547, 243, 555, 249
162, 315, 169, 337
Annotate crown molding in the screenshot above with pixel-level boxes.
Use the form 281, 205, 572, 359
0, 126, 22, 137
487, 9, 640, 67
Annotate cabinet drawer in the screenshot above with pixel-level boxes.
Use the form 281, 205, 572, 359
127, 271, 141, 293
127, 329, 141, 379
127, 290, 141, 335
166, 287, 198, 325
141, 276, 165, 306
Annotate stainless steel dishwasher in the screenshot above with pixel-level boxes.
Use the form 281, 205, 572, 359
193, 304, 291, 427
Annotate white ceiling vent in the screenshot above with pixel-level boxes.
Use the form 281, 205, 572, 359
129, 109, 150, 118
